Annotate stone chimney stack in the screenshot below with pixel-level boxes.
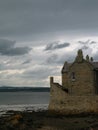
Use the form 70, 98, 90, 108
50, 77, 54, 85
75, 49, 83, 63
86, 55, 89, 62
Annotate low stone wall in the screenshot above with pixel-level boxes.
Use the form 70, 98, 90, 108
49, 83, 98, 115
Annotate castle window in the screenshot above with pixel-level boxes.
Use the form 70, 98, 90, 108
71, 72, 75, 81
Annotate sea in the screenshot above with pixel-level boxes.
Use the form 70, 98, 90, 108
0, 92, 50, 116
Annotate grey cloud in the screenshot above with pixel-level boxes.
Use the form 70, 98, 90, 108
78, 40, 97, 50
46, 52, 75, 65
0, 39, 31, 56
45, 41, 70, 51
55, 49, 79, 64
0, 0, 98, 87
1, 0, 98, 39
90, 41, 97, 44
23, 66, 56, 80
46, 54, 58, 63
78, 40, 97, 45
0, 39, 15, 51
58, 54, 75, 64
22, 59, 32, 64
0, 56, 29, 71
81, 46, 89, 50
78, 40, 90, 45
3, 47, 31, 56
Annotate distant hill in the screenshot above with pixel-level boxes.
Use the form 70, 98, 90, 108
0, 86, 50, 92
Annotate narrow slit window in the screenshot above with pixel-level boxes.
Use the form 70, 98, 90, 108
71, 72, 75, 81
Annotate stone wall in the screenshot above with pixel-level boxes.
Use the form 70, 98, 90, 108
68, 61, 95, 95
49, 82, 98, 114
62, 73, 69, 89
49, 50, 98, 115
62, 60, 95, 95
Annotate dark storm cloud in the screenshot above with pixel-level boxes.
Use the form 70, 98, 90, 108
44, 41, 70, 51
0, 0, 98, 87
1, 0, 98, 38
0, 39, 15, 51
3, 47, 31, 56
0, 39, 31, 56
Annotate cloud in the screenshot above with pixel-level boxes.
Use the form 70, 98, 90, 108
78, 40, 97, 45
0, 0, 98, 87
22, 59, 32, 64
81, 46, 89, 50
44, 41, 70, 51
78, 40, 90, 45
22, 65, 59, 80
0, 39, 31, 56
78, 39, 97, 50
0, 0, 98, 41
0, 39, 15, 51
46, 50, 76, 65
46, 54, 58, 63
4, 47, 31, 56
58, 53, 76, 64
90, 41, 97, 44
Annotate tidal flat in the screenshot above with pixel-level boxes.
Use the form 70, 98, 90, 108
0, 110, 98, 130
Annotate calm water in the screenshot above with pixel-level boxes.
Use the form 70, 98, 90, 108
0, 92, 50, 105
0, 92, 50, 115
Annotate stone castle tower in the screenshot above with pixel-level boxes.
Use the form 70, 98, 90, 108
49, 49, 98, 114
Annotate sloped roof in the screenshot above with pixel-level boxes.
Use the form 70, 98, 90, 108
62, 61, 98, 73
61, 63, 71, 73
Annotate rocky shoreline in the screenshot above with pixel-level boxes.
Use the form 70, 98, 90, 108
0, 110, 98, 130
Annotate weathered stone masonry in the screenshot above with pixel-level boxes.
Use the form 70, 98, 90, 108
49, 50, 98, 114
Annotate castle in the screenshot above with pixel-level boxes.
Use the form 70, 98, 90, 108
49, 49, 98, 114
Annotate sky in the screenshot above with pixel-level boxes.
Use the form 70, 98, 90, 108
0, 0, 98, 87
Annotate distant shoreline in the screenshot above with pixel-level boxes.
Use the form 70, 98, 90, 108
0, 87, 50, 92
